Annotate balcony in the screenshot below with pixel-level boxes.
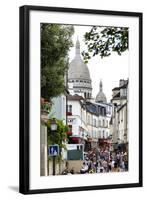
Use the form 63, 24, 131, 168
66, 111, 72, 116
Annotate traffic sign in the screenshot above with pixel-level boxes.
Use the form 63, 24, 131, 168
48, 145, 59, 156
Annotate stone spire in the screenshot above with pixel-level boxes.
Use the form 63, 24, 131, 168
75, 37, 80, 55
99, 80, 103, 92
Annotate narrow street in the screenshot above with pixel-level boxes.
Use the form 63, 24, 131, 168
80, 146, 128, 174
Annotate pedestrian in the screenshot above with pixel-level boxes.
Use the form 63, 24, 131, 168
80, 162, 88, 174
112, 162, 120, 172
108, 160, 112, 172
124, 160, 128, 171
102, 159, 108, 172
116, 152, 120, 167
120, 160, 125, 172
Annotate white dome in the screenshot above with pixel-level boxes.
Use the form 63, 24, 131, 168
96, 92, 107, 103
68, 39, 92, 99
68, 39, 91, 81
68, 55, 91, 80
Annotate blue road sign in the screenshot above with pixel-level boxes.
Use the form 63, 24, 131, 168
48, 145, 59, 156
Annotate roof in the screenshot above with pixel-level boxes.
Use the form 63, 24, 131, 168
113, 92, 120, 98
117, 103, 127, 112
67, 94, 84, 101
112, 87, 119, 91
86, 103, 98, 115
112, 80, 128, 91
86, 102, 106, 116
111, 91, 127, 101
95, 102, 113, 107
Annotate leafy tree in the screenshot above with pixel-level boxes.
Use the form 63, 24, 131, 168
82, 26, 128, 62
41, 24, 74, 101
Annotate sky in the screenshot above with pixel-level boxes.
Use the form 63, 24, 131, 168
68, 25, 129, 102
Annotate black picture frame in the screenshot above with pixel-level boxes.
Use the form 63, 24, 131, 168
19, 5, 143, 194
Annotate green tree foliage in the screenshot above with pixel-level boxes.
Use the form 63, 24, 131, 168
41, 24, 74, 100
82, 26, 128, 63
46, 119, 68, 161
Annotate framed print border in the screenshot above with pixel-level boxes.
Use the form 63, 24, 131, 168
19, 5, 143, 194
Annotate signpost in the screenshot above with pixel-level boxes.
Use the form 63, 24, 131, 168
48, 145, 59, 156
48, 145, 59, 175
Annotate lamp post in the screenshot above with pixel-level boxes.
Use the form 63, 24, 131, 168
50, 119, 57, 176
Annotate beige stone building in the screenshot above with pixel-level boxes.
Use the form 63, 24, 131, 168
110, 79, 128, 151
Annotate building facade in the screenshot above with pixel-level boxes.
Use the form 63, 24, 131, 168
110, 79, 128, 151
48, 94, 67, 124
67, 40, 113, 152
67, 94, 112, 151
66, 95, 88, 144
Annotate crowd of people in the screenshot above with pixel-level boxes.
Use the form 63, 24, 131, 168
61, 145, 128, 175
80, 147, 128, 174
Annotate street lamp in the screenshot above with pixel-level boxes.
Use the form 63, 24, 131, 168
50, 119, 57, 131
50, 119, 57, 176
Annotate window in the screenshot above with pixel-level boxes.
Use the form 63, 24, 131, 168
68, 125, 72, 132
106, 132, 108, 138
96, 131, 98, 138
120, 88, 127, 97
67, 105, 72, 113
121, 110, 123, 121
94, 130, 96, 138
103, 130, 105, 138
109, 106, 111, 114
93, 119, 96, 127
98, 130, 101, 138
100, 107, 103, 115
92, 131, 94, 138
118, 113, 120, 123
106, 120, 108, 127
98, 120, 101, 127
88, 115, 90, 124
103, 119, 105, 127
96, 119, 98, 127
62, 97, 65, 116
102, 108, 105, 116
